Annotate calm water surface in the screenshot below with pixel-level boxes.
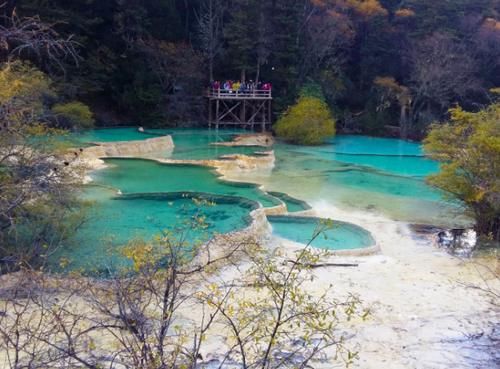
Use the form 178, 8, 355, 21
55, 128, 468, 271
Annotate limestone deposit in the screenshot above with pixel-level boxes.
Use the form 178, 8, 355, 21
212, 133, 275, 147
80, 135, 175, 159
158, 150, 276, 172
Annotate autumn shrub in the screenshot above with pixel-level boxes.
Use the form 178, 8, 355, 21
52, 101, 95, 130
424, 103, 500, 241
0, 63, 84, 273
274, 96, 335, 145
0, 61, 53, 114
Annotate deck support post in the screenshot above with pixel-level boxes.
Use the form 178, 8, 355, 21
205, 89, 272, 131
251, 103, 255, 131
241, 99, 246, 128
268, 100, 272, 129
261, 101, 266, 132
215, 99, 220, 130
208, 99, 212, 128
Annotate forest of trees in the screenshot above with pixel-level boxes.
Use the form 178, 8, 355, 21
2, 0, 498, 138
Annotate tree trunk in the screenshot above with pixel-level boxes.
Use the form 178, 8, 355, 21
184, 0, 190, 38
255, 62, 261, 84
209, 57, 214, 82
475, 206, 500, 242
407, 97, 425, 139
3, 0, 16, 18
399, 104, 408, 139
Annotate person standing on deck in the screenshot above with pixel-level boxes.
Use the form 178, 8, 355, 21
249, 80, 255, 95
233, 80, 241, 94
213, 80, 220, 96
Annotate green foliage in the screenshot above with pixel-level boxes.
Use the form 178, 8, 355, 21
0, 62, 94, 131
424, 103, 500, 240
0, 61, 53, 113
12, 0, 500, 134
358, 98, 397, 135
275, 96, 336, 145
299, 82, 326, 101
17, 0, 202, 126
0, 62, 84, 273
225, 0, 257, 74
52, 101, 95, 130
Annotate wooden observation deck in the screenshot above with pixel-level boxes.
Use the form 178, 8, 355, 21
205, 88, 272, 131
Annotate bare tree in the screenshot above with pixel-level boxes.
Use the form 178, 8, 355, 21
299, 1, 354, 85
374, 76, 412, 138
406, 33, 480, 130
375, 33, 482, 138
0, 271, 99, 368
471, 17, 500, 99
0, 218, 363, 369
0, 13, 81, 73
205, 231, 363, 368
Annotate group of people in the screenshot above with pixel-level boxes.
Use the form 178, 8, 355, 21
210, 80, 272, 93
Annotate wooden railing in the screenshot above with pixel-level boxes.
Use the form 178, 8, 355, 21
205, 88, 272, 99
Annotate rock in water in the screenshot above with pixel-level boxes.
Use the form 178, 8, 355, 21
437, 228, 477, 257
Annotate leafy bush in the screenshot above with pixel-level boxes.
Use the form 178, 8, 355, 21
52, 101, 95, 129
274, 96, 335, 145
0, 63, 84, 273
299, 82, 325, 101
424, 103, 500, 240
0, 61, 53, 116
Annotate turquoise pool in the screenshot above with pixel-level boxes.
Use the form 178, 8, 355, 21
57, 188, 258, 272
62, 127, 265, 160
150, 128, 266, 160
65, 127, 162, 143
291, 135, 439, 177
229, 137, 465, 226
51, 128, 469, 271
268, 216, 375, 250
92, 158, 280, 208
267, 192, 312, 213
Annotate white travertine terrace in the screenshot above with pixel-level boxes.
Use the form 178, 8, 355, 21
80, 135, 175, 159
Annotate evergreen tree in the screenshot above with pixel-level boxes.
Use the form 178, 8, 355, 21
224, 0, 256, 81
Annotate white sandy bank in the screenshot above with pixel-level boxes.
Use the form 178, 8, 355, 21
301, 202, 499, 369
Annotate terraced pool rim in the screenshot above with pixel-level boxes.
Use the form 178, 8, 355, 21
267, 215, 377, 253
99, 157, 283, 208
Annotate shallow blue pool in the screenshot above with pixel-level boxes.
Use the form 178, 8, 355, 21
268, 216, 375, 250
53, 128, 469, 272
